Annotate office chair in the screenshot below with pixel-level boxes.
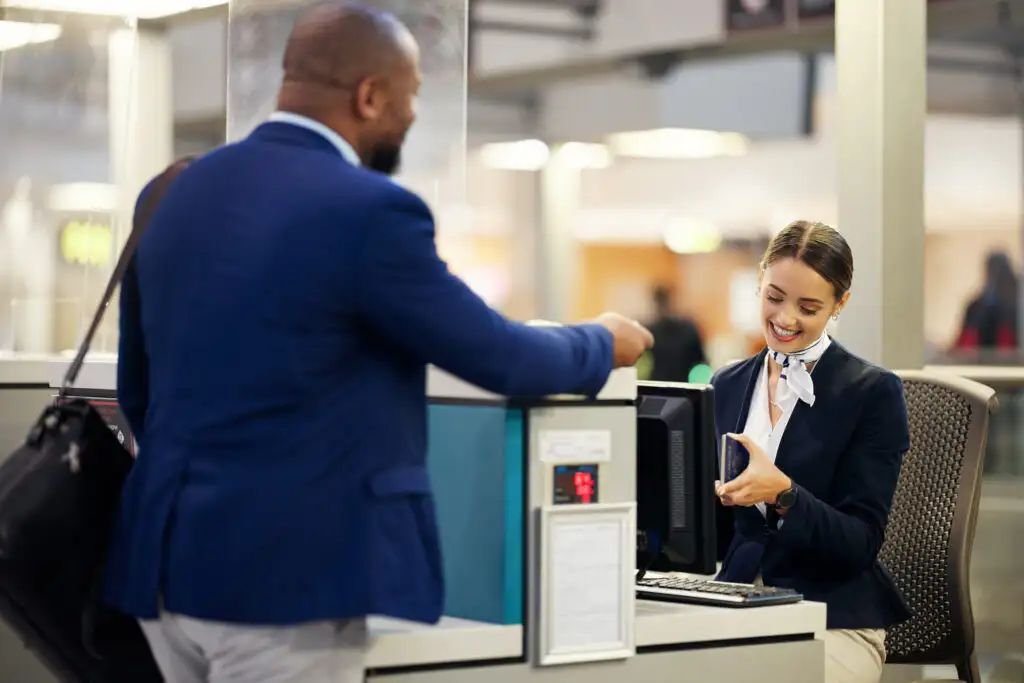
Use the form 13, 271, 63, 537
879, 371, 998, 683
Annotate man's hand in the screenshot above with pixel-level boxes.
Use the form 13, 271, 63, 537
595, 312, 655, 368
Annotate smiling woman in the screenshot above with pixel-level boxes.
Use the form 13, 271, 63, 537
759, 220, 852, 353
711, 220, 912, 683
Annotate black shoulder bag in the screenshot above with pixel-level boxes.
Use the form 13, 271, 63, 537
0, 157, 192, 683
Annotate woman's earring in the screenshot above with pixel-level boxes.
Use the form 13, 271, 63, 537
832, 313, 840, 321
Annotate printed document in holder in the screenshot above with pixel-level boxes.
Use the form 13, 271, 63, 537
538, 503, 636, 666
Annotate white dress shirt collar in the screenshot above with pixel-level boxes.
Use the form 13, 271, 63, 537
268, 111, 361, 167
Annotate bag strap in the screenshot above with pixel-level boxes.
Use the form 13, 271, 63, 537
60, 157, 194, 395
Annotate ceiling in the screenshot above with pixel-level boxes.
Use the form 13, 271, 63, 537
469, 0, 1024, 120
2, 0, 1023, 148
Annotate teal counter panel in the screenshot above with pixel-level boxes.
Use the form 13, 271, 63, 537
427, 404, 523, 625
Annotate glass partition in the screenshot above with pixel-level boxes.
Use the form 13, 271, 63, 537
0, 8, 136, 357
226, 0, 526, 643
227, 0, 467, 223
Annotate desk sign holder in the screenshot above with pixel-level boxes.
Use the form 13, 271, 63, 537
537, 502, 636, 666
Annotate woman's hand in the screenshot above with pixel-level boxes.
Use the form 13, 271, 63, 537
715, 433, 792, 507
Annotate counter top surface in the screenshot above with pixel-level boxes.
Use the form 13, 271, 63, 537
634, 597, 826, 648
43, 358, 639, 402
634, 568, 825, 647
366, 617, 522, 669
0, 356, 58, 385
365, 596, 826, 669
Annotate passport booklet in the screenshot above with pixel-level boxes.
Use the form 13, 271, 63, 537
720, 433, 750, 483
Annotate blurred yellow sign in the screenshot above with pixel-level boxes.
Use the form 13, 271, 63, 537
60, 220, 111, 268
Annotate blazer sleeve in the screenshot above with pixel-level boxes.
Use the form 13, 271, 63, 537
117, 255, 148, 441
775, 371, 910, 571
354, 186, 614, 397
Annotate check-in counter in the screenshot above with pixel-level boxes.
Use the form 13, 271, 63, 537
0, 355, 57, 456
364, 600, 825, 678
43, 358, 826, 682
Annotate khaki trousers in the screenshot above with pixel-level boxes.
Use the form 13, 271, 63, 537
822, 628, 887, 683
753, 575, 886, 683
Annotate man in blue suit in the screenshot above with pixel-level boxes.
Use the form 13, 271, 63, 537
104, 3, 653, 682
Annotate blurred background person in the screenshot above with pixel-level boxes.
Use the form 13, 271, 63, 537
646, 285, 707, 383
952, 250, 1019, 357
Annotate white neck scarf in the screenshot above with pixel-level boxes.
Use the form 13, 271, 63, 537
769, 333, 830, 408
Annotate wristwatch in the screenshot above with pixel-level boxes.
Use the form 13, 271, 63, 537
776, 486, 798, 510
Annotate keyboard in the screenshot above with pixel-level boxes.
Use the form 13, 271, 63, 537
636, 575, 802, 608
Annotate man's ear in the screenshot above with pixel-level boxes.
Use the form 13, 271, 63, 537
353, 76, 383, 122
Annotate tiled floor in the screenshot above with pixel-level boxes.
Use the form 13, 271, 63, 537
921, 655, 1024, 683
967, 478, 1024, 683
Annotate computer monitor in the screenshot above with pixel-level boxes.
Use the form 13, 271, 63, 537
635, 381, 718, 576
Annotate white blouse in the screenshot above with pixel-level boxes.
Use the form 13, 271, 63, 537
740, 336, 831, 518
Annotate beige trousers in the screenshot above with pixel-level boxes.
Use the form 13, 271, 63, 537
752, 575, 886, 683
822, 628, 887, 683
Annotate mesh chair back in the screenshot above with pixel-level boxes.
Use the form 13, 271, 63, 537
880, 371, 996, 665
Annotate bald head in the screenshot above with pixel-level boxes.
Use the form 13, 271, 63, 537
281, 2, 413, 92
277, 2, 421, 175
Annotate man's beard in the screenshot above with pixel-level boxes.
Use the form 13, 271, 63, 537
367, 142, 402, 176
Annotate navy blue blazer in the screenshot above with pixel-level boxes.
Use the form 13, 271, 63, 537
104, 122, 614, 625
713, 342, 913, 630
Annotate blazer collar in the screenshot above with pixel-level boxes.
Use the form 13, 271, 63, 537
733, 342, 847, 475
248, 121, 356, 163
732, 341, 845, 433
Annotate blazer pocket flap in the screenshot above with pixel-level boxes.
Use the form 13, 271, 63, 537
369, 465, 432, 497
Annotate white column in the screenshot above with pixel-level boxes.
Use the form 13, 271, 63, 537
1, 178, 54, 353
835, 0, 927, 369
100, 24, 173, 353
108, 24, 174, 252
536, 145, 582, 322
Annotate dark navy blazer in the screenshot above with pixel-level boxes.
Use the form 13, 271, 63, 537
713, 342, 913, 630
104, 122, 614, 625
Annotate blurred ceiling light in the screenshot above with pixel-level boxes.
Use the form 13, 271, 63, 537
0, 20, 60, 51
48, 183, 117, 213
1, 0, 226, 19
663, 216, 722, 255
608, 128, 749, 160
556, 142, 612, 170
479, 139, 550, 171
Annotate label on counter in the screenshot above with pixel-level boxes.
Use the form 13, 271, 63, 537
540, 430, 611, 464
